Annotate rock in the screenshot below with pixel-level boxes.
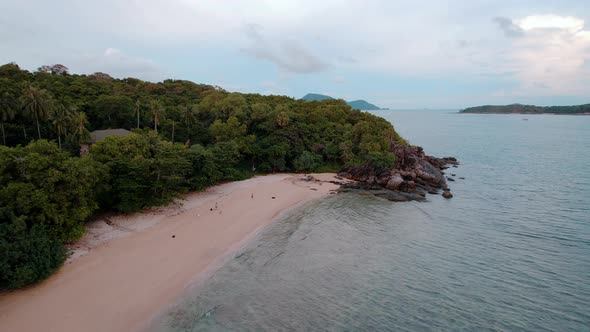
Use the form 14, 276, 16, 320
459, 177, 465, 180
385, 174, 404, 190
451, 173, 456, 176
442, 191, 453, 199
374, 190, 426, 202
337, 144, 458, 203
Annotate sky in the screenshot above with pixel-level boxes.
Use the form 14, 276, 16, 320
1, 0, 589, 109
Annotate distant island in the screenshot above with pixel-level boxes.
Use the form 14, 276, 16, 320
460, 103, 590, 115
301, 93, 387, 110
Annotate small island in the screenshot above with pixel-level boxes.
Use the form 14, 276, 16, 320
301, 93, 385, 110
460, 103, 590, 115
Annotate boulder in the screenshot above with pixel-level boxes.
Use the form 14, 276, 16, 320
385, 174, 404, 190
442, 191, 453, 199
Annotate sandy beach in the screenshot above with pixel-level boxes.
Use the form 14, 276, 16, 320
0, 173, 346, 332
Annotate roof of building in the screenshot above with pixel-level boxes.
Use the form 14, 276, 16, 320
89, 129, 133, 143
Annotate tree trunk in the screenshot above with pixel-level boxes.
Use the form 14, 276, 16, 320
1, 122, 5, 145
137, 111, 140, 129
154, 120, 157, 133
171, 121, 175, 143
36, 115, 41, 139
57, 132, 61, 149
23, 125, 27, 140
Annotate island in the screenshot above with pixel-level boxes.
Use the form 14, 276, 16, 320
460, 103, 590, 115
301, 93, 385, 110
0, 62, 454, 332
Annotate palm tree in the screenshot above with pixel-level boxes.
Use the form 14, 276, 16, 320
0, 91, 17, 145
182, 104, 197, 140
133, 99, 141, 129
149, 100, 165, 133
70, 111, 91, 145
21, 84, 53, 139
50, 104, 72, 148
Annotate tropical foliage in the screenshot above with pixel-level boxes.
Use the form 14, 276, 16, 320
0, 62, 408, 288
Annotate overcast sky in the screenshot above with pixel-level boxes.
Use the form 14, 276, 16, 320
1, 0, 589, 108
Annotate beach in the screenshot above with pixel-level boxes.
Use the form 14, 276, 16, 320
0, 173, 344, 332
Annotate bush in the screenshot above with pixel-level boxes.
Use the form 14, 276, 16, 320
90, 132, 192, 212
294, 151, 323, 172
365, 151, 396, 171
0, 141, 108, 241
0, 215, 66, 290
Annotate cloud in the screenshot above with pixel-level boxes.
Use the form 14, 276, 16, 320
516, 15, 585, 32
241, 24, 329, 74
2, 0, 589, 106
68, 48, 166, 82
500, 15, 590, 96
494, 17, 524, 38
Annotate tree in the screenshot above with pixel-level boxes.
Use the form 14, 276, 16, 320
182, 104, 197, 141
0, 140, 108, 241
70, 111, 90, 145
50, 104, 72, 148
37, 64, 69, 75
133, 99, 141, 129
92, 95, 134, 129
209, 116, 247, 142
275, 104, 290, 128
149, 100, 165, 133
0, 216, 66, 289
294, 151, 323, 172
0, 91, 17, 145
21, 84, 54, 139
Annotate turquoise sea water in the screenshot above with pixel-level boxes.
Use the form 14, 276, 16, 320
152, 110, 590, 331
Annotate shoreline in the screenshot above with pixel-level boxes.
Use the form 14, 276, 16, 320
0, 173, 348, 332
458, 112, 590, 115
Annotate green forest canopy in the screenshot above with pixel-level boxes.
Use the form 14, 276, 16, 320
0, 62, 407, 289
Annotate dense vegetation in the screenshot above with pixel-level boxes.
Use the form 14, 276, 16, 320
0, 62, 406, 289
460, 103, 590, 114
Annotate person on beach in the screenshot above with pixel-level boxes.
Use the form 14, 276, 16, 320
251, 193, 254, 199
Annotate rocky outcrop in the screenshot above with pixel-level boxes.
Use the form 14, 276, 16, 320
338, 145, 458, 202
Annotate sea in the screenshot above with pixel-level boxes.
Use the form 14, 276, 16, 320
150, 110, 590, 331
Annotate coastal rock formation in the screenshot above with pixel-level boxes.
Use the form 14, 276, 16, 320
338, 145, 458, 202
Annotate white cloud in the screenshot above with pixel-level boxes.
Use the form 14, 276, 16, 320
500, 15, 590, 96
68, 48, 166, 82
1, 0, 589, 103
516, 15, 584, 32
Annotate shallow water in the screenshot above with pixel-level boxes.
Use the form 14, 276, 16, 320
152, 110, 590, 331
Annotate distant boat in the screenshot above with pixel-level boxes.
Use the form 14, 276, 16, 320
522, 118, 529, 121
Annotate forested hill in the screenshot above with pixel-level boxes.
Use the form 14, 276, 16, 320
301, 93, 384, 110
0, 62, 407, 289
460, 103, 590, 114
